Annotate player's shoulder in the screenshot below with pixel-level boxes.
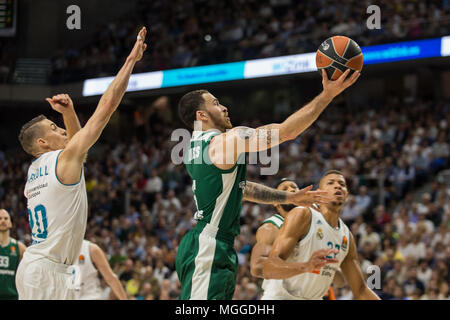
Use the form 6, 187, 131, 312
287, 206, 312, 220
29, 150, 60, 165
282, 206, 312, 233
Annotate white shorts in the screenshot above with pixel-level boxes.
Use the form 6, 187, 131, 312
74, 288, 103, 300
16, 255, 76, 300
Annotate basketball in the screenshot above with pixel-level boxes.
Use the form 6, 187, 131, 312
316, 36, 363, 80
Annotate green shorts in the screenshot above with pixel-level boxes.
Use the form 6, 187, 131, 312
175, 222, 238, 300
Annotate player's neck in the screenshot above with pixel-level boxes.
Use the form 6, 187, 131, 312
317, 205, 341, 229
0, 231, 10, 246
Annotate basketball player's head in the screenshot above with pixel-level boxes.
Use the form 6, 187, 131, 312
318, 170, 349, 208
274, 178, 299, 216
0, 209, 12, 233
19, 115, 68, 157
178, 89, 232, 132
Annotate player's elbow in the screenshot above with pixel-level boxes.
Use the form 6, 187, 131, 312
250, 264, 263, 278
279, 127, 296, 143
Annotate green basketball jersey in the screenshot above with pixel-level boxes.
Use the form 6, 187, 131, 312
185, 129, 247, 237
262, 214, 284, 229
0, 238, 20, 300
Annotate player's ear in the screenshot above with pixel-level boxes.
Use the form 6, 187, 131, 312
36, 137, 49, 149
196, 110, 209, 122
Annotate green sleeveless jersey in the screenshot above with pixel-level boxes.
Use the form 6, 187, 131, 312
185, 130, 247, 237
0, 238, 20, 299
261, 214, 284, 229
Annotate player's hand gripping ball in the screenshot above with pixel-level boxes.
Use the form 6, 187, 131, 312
316, 36, 363, 80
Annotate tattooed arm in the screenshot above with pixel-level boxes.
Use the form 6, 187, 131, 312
209, 69, 360, 170
243, 181, 331, 206
243, 181, 288, 204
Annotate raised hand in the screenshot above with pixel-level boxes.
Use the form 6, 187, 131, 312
286, 185, 333, 207
45, 94, 74, 115
128, 26, 148, 63
322, 68, 360, 99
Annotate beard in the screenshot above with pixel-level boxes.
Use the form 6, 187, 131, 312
208, 111, 232, 131
332, 199, 344, 207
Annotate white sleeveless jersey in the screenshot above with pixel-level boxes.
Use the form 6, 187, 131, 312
262, 206, 350, 300
23, 150, 88, 265
74, 240, 102, 300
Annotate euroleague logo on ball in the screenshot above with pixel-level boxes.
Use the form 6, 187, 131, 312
321, 41, 329, 51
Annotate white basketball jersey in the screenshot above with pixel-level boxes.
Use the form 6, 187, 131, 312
74, 240, 102, 300
262, 206, 350, 300
23, 150, 88, 265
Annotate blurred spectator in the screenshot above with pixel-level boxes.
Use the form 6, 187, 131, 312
403, 233, 427, 261
403, 267, 426, 296
341, 195, 362, 225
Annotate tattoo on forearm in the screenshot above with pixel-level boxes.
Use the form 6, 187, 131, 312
236, 125, 277, 147
244, 181, 286, 204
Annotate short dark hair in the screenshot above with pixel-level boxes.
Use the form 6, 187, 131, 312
275, 178, 297, 189
319, 169, 345, 184
18, 115, 47, 156
322, 170, 344, 177
178, 89, 209, 129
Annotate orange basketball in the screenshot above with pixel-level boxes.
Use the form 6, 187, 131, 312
316, 36, 363, 80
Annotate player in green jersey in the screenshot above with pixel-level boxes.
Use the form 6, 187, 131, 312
176, 69, 360, 299
0, 209, 27, 300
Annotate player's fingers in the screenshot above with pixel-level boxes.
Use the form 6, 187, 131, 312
306, 190, 329, 197
343, 70, 360, 87
337, 69, 351, 83
299, 185, 313, 193
143, 43, 148, 51
45, 98, 53, 105
55, 95, 65, 103
314, 249, 332, 257
325, 258, 339, 264
313, 197, 331, 205
316, 249, 338, 258
321, 69, 328, 83
349, 71, 360, 85
139, 27, 146, 40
